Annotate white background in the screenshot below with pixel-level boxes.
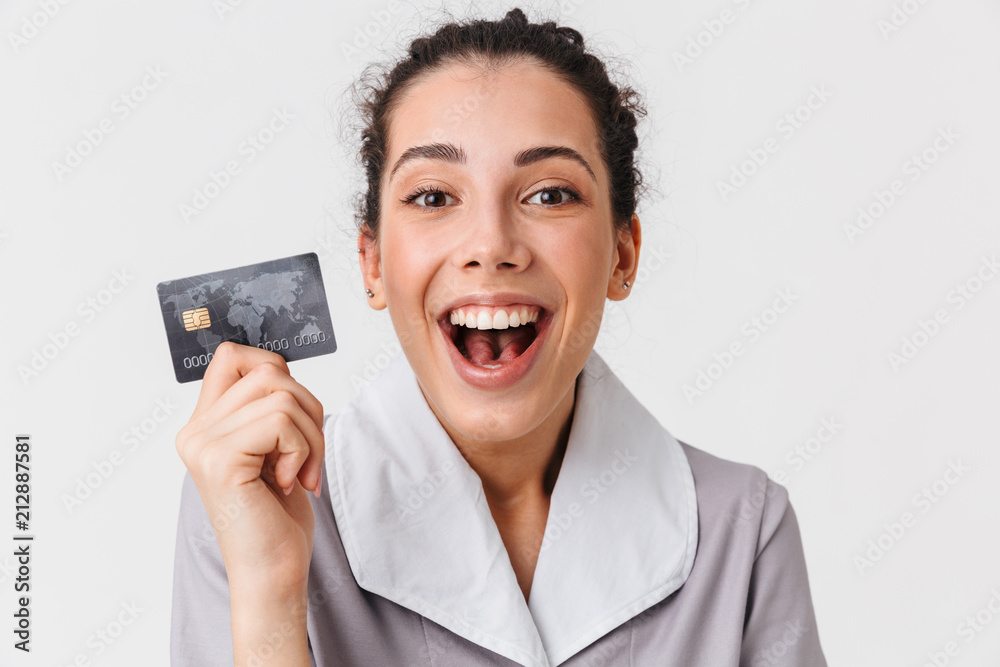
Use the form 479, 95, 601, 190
2, 0, 999, 665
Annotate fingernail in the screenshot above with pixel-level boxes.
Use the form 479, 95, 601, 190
313, 467, 323, 499
283, 483, 293, 496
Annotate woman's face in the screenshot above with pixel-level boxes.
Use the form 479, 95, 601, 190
360, 57, 639, 444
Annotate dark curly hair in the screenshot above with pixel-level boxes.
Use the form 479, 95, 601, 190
347, 6, 648, 242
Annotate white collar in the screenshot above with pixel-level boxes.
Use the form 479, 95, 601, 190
324, 348, 698, 666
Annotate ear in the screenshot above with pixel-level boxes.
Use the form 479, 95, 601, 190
358, 227, 387, 310
607, 213, 642, 301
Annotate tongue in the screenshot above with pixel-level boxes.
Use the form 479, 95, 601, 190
462, 327, 535, 366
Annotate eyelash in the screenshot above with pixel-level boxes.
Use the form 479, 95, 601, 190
399, 184, 583, 208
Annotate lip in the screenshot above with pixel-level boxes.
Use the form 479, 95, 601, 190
435, 292, 554, 390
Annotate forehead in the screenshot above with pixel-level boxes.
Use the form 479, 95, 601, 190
384, 57, 602, 178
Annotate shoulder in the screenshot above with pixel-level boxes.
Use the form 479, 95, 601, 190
668, 442, 827, 664
676, 439, 792, 556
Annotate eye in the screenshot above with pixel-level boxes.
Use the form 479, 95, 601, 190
401, 187, 456, 208
525, 186, 581, 207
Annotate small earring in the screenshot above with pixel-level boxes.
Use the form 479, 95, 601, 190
357, 248, 362, 253
623, 281, 631, 290
365, 288, 374, 298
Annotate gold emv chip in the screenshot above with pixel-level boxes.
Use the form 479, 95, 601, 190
182, 308, 211, 331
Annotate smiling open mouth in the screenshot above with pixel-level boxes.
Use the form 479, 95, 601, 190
442, 305, 542, 369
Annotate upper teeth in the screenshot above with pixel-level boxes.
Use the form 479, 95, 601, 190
448, 305, 540, 329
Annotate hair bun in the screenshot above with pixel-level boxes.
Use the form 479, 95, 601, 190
503, 8, 529, 26
554, 25, 584, 49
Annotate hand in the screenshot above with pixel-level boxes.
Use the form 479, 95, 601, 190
175, 341, 325, 590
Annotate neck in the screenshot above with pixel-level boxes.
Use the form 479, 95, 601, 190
435, 378, 578, 510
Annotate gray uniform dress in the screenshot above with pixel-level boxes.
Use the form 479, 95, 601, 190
171, 350, 828, 666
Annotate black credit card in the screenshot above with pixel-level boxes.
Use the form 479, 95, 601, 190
156, 252, 337, 383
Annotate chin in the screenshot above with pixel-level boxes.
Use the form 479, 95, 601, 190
443, 400, 539, 444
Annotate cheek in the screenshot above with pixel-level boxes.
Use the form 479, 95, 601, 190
381, 230, 439, 321
551, 229, 612, 351
555, 229, 612, 297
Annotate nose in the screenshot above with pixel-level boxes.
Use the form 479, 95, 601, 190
454, 195, 530, 273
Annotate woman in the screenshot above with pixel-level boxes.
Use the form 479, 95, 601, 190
171, 8, 827, 666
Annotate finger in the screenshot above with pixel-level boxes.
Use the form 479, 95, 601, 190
209, 410, 313, 493
199, 360, 325, 434
205, 390, 326, 489
198, 392, 324, 492
194, 342, 291, 419
293, 424, 325, 499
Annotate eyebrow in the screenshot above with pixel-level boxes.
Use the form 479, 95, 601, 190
515, 145, 597, 183
388, 143, 466, 184
387, 142, 597, 185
